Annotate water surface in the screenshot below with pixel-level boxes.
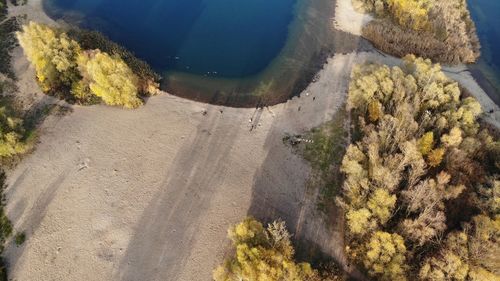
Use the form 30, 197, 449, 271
44, 0, 366, 106
468, 0, 500, 105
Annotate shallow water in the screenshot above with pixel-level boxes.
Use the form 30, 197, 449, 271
44, 0, 366, 106
468, 0, 500, 105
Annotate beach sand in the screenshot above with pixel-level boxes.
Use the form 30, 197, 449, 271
3, 1, 498, 281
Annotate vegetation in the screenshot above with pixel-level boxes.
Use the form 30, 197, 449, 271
67, 28, 160, 95
77, 50, 143, 108
338, 55, 499, 280
0, 106, 27, 157
17, 22, 159, 108
353, 0, 480, 64
14, 232, 24, 246
0, 171, 12, 280
301, 109, 349, 211
213, 217, 322, 281
0, 0, 21, 79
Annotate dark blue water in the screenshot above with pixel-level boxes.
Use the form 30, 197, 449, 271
468, 0, 500, 104
44, 0, 295, 78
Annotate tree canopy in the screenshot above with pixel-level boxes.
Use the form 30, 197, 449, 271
17, 22, 157, 109
340, 55, 499, 280
213, 218, 318, 281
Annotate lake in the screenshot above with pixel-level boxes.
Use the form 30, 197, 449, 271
43, 0, 365, 106
468, 0, 500, 105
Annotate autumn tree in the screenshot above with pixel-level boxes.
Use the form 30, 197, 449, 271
0, 107, 27, 157
77, 50, 142, 109
340, 55, 498, 280
354, 0, 480, 64
213, 217, 318, 281
17, 21, 158, 108
17, 22, 81, 92
363, 231, 408, 280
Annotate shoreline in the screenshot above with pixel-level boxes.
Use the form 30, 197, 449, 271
3, 0, 499, 280
469, 65, 500, 106
40, 0, 370, 108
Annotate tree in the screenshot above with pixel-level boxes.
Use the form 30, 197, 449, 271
367, 188, 396, 225
0, 107, 27, 157
17, 22, 81, 92
427, 147, 445, 167
77, 50, 142, 109
213, 217, 318, 281
340, 55, 499, 280
17, 22, 157, 108
346, 208, 374, 235
418, 131, 434, 155
368, 100, 383, 122
363, 231, 408, 281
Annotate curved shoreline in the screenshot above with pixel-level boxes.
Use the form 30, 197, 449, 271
4, 1, 500, 281
40, 0, 371, 108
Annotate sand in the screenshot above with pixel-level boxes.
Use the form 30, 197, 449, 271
334, 0, 373, 36
3, 1, 498, 281
4, 50, 371, 280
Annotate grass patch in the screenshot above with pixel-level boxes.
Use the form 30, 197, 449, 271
303, 109, 348, 173
300, 108, 349, 212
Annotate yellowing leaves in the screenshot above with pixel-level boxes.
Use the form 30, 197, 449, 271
17, 22, 156, 109
78, 50, 142, 109
214, 218, 318, 281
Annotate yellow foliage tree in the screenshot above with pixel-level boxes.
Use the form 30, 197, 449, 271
213, 217, 318, 281
346, 208, 374, 235
364, 231, 408, 281
427, 147, 445, 167
17, 21, 81, 92
367, 188, 396, 225
77, 50, 142, 109
386, 0, 431, 31
418, 131, 434, 155
0, 107, 28, 157
368, 100, 383, 122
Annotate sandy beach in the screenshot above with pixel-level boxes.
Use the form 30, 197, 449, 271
3, 0, 499, 281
